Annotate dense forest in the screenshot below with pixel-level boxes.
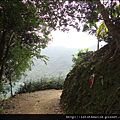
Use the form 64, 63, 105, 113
0, 0, 120, 114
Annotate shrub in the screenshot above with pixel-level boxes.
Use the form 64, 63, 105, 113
16, 75, 64, 94
71, 48, 95, 68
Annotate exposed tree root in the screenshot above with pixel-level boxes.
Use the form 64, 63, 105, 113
108, 48, 120, 63
110, 48, 118, 59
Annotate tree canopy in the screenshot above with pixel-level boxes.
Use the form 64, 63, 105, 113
0, 0, 51, 83
0, 0, 52, 96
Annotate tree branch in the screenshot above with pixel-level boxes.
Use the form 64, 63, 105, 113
10, 57, 27, 75
96, 0, 120, 48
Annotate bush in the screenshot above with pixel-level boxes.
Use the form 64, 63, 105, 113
16, 75, 64, 94
71, 48, 95, 68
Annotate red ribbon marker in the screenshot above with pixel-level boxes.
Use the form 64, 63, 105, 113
89, 78, 92, 86
89, 74, 95, 88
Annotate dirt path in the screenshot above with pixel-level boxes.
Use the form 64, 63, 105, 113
0, 89, 63, 114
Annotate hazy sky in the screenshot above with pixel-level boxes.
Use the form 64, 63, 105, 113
49, 28, 107, 49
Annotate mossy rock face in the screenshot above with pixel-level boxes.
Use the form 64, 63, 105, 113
60, 43, 120, 114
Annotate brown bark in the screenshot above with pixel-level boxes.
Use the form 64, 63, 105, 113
96, 0, 120, 49
0, 32, 13, 83
0, 31, 7, 83
0, 31, 7, 66
0, 43, 10, 83
97, 39, 99, 50
10, 74, 13, 97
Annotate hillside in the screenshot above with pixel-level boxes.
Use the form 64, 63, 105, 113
60, 42, 120, 114
23, 46, 94, 80
23, 45, 97, 80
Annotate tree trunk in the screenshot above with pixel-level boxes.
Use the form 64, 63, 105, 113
0, 45, 10, 83
97, 39, 99, 50
10, 74, 13, 97
10, 57, 27, 97
0, 31, 7, 65
0, 31, 7, 83
0, 60, 6, 83
0, 32, 14, 83
96, 0, 120, 58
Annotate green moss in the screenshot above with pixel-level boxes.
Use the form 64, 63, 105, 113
60, 43, 120, 114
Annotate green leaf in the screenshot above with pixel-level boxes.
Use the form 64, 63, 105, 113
82, 24, 89, 32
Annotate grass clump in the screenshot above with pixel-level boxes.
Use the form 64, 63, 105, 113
16, 75, 64, 94
0, 109, 5, 114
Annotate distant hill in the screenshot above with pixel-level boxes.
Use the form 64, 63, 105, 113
21, 45, 97, 81
23, 46, 78, 80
